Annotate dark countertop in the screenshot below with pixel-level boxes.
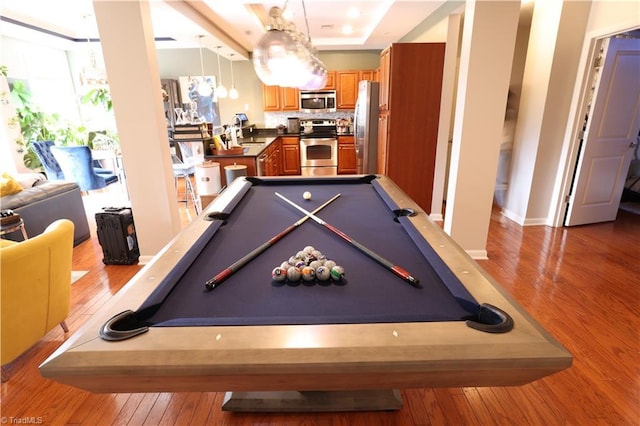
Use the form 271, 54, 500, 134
207, 136, 277, 158
207, 131, 352, 158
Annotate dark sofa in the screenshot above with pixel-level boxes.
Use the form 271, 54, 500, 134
1, 176, 90, 246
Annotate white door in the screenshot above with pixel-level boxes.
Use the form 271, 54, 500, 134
565, 37, 640, 226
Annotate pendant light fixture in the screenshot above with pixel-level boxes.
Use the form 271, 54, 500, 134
79, 14, 108, 87
253, 0, 327, 90
228, 53, 239, 99
196, 35, 212, 97
215, 46, 228, 99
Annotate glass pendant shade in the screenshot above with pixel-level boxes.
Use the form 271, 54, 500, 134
216, 83, 227, 99
253, 5, 327, 89
197, 82, 212, 97
253, 29, 300, 86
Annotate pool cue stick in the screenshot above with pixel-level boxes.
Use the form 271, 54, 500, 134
205, 193, 341, 291
275, 192, 421, 288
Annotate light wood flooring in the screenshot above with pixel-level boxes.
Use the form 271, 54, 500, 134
1, 181, 639, 425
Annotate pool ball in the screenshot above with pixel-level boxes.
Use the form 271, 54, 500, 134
324, 260, 337, 270
303, 191, 312, 200
303, 245, 315, 254
330, 265, 345, 281
286, 267, 301, 282
279, 261, 292, 271
309, 260, 323, 270
316, 265, 331, 281
301, 266, 316, 281
271, 267, 287, 282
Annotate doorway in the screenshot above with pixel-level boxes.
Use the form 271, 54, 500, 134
562, 33, 640, 226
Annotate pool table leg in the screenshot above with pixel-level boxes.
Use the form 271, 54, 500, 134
221, 390, 403, 412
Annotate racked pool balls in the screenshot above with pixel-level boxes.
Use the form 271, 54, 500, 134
273, 246, 346, 284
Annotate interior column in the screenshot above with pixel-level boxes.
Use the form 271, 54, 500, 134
93, 0, 181, 258
444, 0, 520, 258
503, 0, 591, 225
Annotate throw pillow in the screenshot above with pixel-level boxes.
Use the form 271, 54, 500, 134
0, 172, 24, 196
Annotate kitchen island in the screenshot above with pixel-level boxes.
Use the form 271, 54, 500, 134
207, 134, 301, 185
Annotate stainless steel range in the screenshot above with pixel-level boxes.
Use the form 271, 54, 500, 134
299, 119, 338, 176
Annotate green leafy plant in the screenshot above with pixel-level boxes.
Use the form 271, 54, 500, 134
10, 80, 89, 169
81, 87, 112, 111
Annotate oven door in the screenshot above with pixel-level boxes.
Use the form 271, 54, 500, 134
300, 138, 337, 168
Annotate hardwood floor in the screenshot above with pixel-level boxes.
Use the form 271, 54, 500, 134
2, 184, 638, 425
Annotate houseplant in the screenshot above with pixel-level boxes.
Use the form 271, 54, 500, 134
10, 80, 88, 169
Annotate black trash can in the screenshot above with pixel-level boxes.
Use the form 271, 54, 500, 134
95, 207, 140, 265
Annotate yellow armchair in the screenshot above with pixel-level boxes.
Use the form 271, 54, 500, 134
1, 219, 74, 381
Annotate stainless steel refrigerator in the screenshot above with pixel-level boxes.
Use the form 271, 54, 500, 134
354, 80, 379, 174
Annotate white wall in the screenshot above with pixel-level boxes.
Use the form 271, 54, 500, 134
548, 0, 640, 226
505, 0, 640, 227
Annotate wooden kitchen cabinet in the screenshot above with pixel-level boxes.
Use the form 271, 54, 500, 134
359, 70, 376, 82
281, 87, 299, 111
376, 43, 445, 213
262, 84, 299, 111
263, 139, 282, 176
336, 70, 377, 110
263, 69, 377, 112
280, 136, 301, 175
322, 71, 336, 90
262, 84, 280, 111
337, 135, 357, 174
336, 71, 359, 109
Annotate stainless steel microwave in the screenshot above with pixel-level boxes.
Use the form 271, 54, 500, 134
299, 90, 337, 113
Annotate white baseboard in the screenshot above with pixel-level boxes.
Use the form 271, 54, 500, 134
522, 217, 549, 226
429, 213, 444, 222
466, 249, 488, 260
501, 208, 548, 226
138, 255, 154, 265
501, 208, 524, 225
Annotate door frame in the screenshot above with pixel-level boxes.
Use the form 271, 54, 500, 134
548, 24, 640, 227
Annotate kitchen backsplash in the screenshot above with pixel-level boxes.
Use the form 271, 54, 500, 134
264, 111, 354, 128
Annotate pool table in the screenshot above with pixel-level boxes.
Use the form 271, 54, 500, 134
40, 175, 572, 411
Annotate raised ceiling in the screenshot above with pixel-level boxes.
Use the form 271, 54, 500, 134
0, 0, 452, 60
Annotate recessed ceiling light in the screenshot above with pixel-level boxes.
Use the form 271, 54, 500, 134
342, 25, 353, 35
283, 9, 293, 20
